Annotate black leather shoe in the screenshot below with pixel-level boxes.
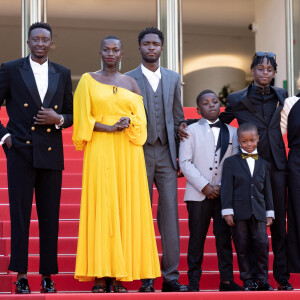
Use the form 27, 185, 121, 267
14, 278, 31, 294
277, 280, 293, 290
162, 280, 188, 292
219, 281, 242, 291
243, 279, 256, 291
40, 278, 57, 293
258, 280, 274, 291
139, 279, 155, 292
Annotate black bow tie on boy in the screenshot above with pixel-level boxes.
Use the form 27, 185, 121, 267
241, 153, 259, 160
254, 85, 271, 95
209, 121, 221, 128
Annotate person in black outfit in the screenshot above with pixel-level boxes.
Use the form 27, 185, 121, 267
0, 22, 73, 293
179, 52, 293, 290
221, 123, 274, 291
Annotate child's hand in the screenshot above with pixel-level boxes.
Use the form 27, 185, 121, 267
202, 184, 219, 199
266, 217, 273, 226
224, 215, 235, 227
213, 185, 220, 197
178, 122, 189, 141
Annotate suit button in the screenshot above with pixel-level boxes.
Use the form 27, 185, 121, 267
47, 128, 51, 133
54, 105, 58, 109
26, 141, 30, 144
31, 126, 35, 131
48, 147, 52, 151
24, 103, 29, 108
209, 167, 212, 170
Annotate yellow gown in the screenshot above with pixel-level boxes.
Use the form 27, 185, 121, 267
72, 73, 161, 282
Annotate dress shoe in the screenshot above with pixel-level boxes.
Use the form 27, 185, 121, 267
243, 279, 256, 291
162, 280, 188, 292
139, 279, 155, 292
40, 278, 57, 293
219, 281, 242, 291
258, 280, 274, 291
14, 278, 31, 294
277, 280, 293, 290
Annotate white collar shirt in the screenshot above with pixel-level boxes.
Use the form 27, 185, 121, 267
29, 55, 48, 103
241, 148, 258, 176
206, 118, 220, 149
141, 64, 161, 92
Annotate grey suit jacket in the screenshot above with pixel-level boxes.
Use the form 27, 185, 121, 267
179, 118, 239, 201
126, 65, 184, 169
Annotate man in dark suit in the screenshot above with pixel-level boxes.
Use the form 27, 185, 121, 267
179, 52, 292, 290
126, 27, 187, 292
0, 22, 73, 293
221, 123, 274, 291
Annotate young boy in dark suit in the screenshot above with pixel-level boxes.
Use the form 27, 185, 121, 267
179, 90, 241, 291
221, 123, 274, 291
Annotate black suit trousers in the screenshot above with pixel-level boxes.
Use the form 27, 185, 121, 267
186, 199, 233, 289
5, 145, 62, 274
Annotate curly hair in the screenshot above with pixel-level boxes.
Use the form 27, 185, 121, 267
28, 22, 52, 39
138, 27, 164, 45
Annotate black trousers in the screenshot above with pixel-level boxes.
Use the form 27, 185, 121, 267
5, 145, 62, 274
232, 216, 269, 281
186, 199, 233, 290
268, 157, 289, 281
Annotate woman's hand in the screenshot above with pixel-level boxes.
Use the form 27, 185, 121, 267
110, 117, 131, 132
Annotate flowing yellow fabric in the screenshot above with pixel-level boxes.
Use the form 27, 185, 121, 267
73, 73, 161, 282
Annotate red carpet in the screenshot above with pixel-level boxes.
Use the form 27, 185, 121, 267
0, 107, 295, 297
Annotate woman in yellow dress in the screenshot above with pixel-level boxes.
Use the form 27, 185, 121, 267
72, 36, 161, 292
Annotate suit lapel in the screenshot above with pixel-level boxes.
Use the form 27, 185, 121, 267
252, 157, 263, 178
160, 67, 169, 111
237, 154, 252, 177
19, 56, 42, 108
240, 86, 267, 125
218, 121, 229, 163
134, 66, 148, 113
43, 61, 60, 108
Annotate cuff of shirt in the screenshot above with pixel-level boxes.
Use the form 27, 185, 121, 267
222, 208, 234, 217
266, 210, 275, 219
55, 115, 64, 129
0, 133, 11, 145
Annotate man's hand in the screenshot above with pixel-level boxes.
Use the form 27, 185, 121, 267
266, 217, 273, 226
5, 135, 12, 149
178, 122, 189, 142
34, 107, 61, 125
224, 215, 235, 227
202, 184, 219, 199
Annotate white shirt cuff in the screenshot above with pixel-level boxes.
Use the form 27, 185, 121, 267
266, 210, 275, 219
55, 115, 64, 129
0, 133, 11, 145
222, 209, 234, 217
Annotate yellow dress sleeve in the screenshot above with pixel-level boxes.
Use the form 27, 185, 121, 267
72, 74, 96, 151
124, 96, 147, 146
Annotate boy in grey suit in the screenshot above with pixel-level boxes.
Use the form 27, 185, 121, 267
179, 90, 241, 291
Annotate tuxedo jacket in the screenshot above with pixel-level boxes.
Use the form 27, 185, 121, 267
126, 65, 184, 169
0, 56, 73, 170
179, 118, 239, 201
221, 153, 274, 222
219, 84, 288, 170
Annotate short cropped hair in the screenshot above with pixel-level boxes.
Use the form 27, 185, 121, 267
101, 35, 123, 48
138, 27, 164, 46
196, 89, 217, 106
237, 122, 258, 138
250, 53, 277, 72
28, 22, 52, 39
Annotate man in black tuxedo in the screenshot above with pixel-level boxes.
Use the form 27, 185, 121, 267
0, 22, 73, 293
178, 52, 292, 290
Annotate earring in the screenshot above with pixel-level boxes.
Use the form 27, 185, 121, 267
101, 59, 103, 70
119, 60, 122, 72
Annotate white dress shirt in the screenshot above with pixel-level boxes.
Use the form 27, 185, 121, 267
207, 118, 220, 149
141, 64, 161, 92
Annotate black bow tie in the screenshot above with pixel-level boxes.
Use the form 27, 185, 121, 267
209, 121, 221, 128
254, 86, 271, 95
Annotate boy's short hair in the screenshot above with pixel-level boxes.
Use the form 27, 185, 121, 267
28, 22, 52, 39
250, 52, 277, 72
138, 27, 164, 45
237, 123, 258, 137
196, 89, 217, 106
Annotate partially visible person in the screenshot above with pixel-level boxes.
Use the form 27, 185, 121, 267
179, 90, 241, 292
73, 36, 161, 293
281, 76, 300, 273
178, 52, 293, 290
0, 22, 73, 293
221, 123, 274, 291
126, 27, 187, 292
